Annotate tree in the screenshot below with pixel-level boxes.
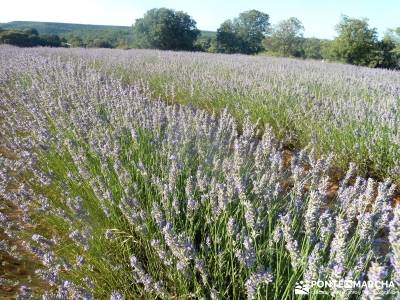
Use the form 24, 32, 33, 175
0, 29, 39, 47
375, 38, 397, 69
132, 8, 200, 51
91, 39, 113, 48
263, 17, 304, 57
40, 34, 63, 47
235, 10, 270, 54
216, 20, 243, 53
301, 38, 323, 59
0, 28, 65, 48
66, 33, 85, 47
384, 28, 400, 68
22, 28, 39, 36
330, 16, 381, 67
216, 10, 270, 54
194, 36, 213, 52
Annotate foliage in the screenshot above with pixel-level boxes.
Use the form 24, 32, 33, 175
132, 8, 200, 50
64, 29, 132, 48
263, 17, 304, 57
199, 30, 217, 39
301, 38, 323, 59
1, 20, 213, 50
2, 16, 399, 69
2, 13, 400, 67
40, 34, 64, 47
216, 10, 270, 54
65, 33, 85, 47
194, 35, 214, 52
375, 38, 398, 69
0, 28, 66, 47
260, 16, 399, 69
384, 28, 400, 68
216, 20, 241, 53
329, 16, 382, 67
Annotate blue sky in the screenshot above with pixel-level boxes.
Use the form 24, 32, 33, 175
1, 0, 398, 39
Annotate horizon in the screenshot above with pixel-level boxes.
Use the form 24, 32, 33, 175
1, 0, 399, 39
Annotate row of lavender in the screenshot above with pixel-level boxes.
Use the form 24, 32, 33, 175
0, 46, 399, 299
32, 46, 400, 181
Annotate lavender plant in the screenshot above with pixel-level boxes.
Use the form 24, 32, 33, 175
0, 45, 399, 299
30, 45, 400, 182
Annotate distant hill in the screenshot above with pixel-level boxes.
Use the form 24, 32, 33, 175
0, 21, 216, 37
0, 21, 130, 35
200, 30, 217, 38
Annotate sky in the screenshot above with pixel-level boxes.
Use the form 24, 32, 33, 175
1, 0, 399, 39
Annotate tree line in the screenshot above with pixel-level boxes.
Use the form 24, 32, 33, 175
132, 8, 400, 69
0, 28, 67, 47
1, 8, 399, 69
0, 27, 133, 48
63, 29, 133, 48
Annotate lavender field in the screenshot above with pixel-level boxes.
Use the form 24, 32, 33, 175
0, 45, 400, 299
